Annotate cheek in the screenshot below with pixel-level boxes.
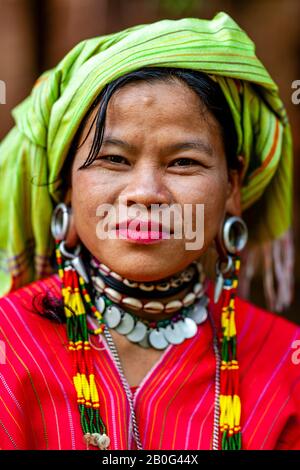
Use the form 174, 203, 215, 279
71, 169, 116, 239
202, 175, 228, 244
173, 172, 228, 244
203, 175, 227, 216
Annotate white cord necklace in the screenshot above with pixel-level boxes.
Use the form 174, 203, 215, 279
101, 307, 221, 450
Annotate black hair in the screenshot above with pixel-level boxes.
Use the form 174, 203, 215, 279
36, 66, 239, 323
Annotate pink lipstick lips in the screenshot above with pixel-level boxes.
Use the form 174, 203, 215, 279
115, 219, 173, 244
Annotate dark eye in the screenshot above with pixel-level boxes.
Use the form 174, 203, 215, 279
171, 158, 200, 167
100, 155, 129, 164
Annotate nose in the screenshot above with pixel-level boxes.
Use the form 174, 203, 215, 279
118, 164, 172, 209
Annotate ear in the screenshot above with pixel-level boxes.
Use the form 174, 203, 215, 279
64, 187, 72, 205
224, 155, 244, 216
62, 188, 79, 248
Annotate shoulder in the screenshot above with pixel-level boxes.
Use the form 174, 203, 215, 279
0, 274, 61, 301
235, 295, 300, 341
234, 297, 300, 449
0, 275, 61, 328
0, 275, 66, 381
0, 275, 71, 451
235, 295, 300, 367
234, 295, 300, 393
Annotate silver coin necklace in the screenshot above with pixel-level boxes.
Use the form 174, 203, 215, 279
94, 293, 209, 350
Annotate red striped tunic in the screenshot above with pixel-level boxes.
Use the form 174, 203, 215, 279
0, 275, 299, 450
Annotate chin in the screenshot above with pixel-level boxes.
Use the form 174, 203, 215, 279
97, 257, 178, 282
91, 239, 190, 281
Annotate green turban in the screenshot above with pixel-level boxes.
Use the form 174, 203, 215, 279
0, 11, 293, 298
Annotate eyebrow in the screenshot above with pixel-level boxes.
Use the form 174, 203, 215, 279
102, 137, 214, 157
165, 140, 214, 157
102, 137, 136, 152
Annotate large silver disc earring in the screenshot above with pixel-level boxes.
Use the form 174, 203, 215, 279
214, 216, 248, 303
51, 203, 89, 283
51, 203, 70, 241
223, 216, 248, 254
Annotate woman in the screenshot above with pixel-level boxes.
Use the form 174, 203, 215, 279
0, 12, 299, 451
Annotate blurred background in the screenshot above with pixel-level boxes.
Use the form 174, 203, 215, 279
0, 0, 299, 323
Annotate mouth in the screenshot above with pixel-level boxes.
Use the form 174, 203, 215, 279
115, 219, 173, 243
116, 219, 173, 234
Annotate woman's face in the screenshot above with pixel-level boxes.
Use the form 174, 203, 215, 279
71, 79, 241, 281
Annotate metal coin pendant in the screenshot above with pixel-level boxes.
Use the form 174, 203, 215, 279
95, 296, 106, 314
126, 321, 147, 343
163, 322, 185, 345
115, 312, 135, 335
178, 317, 198, 339
148, 328, 169, 350
103, 305, 121, 328
139, 334, 151, 348
198, 295, 209, 307
187, 304, 208, 325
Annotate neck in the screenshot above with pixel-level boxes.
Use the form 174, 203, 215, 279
89, 256, 205, 324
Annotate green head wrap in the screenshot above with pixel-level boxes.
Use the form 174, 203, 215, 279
0, 11, 293, 304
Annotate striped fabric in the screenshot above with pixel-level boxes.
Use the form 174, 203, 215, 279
0, 275, 299, 450
0, 12, 293, 295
